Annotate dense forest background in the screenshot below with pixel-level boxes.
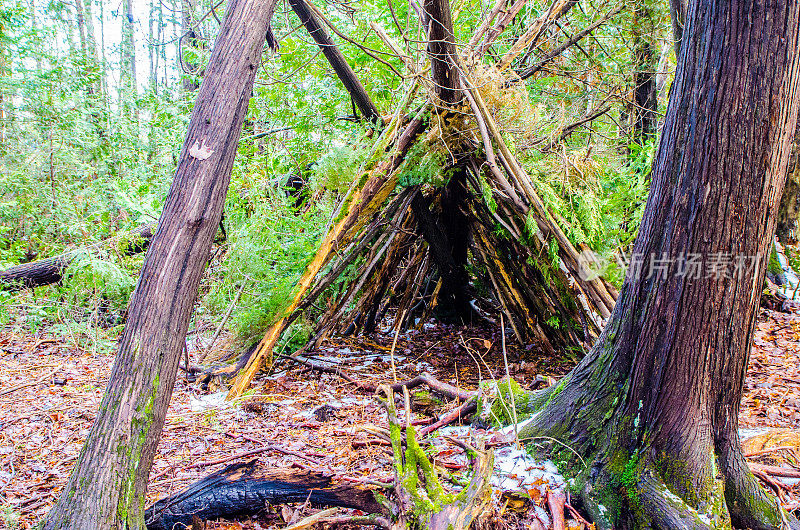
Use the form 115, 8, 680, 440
3, 0, 800, 528
0, 0, 672, 354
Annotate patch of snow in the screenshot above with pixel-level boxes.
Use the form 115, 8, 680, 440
189, 391, 230, 412
532, 504, 551, 527
491, 446, 565, 495
308, 355, 343, 364
776, 477, 800, 487
738, 427, 771, 440
338, 396, 372, 407
498, 412, 540, 437
437, 425, 472, 437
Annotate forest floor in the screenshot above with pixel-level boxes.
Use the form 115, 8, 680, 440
1, 309, 800, 529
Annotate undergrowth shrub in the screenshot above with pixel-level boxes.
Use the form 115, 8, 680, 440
61, 251, 137, 312
312, 141, 371, 193
205, 191, 331, 349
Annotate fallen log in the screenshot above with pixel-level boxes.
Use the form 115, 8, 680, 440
0, 223, 155, 290
144, 459, 384, 530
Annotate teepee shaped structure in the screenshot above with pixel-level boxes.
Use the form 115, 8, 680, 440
229, 0, 622, 397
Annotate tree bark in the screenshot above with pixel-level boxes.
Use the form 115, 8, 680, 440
288, 0, 380, 122
145, 461, 383, 530
409, 188, 471, 318
515, 0, 800, 528
42, 0, 277, 527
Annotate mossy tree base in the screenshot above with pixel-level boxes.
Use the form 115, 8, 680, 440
507, 0, 800, 528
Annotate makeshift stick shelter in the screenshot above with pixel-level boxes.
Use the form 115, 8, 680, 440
228, 0, 623, 398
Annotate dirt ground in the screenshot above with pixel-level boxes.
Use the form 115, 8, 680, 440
1, 309, 799, 529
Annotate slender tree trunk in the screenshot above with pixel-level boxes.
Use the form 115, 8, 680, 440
180, 0, 200, 93
516, 1, 800, 529
776, 124, 800, 243
149, 0, 157, 93
288, 0, 380, 122
631, 1, 658, 144
0, 10, 7, 148
670, 0, 687, 58
77, 0, 106, 148
121, 0, 138, 123
99, 0, 109, 106
42, 0, 277, 527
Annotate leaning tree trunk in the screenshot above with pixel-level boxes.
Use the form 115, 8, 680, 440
513, 1, 800, 529
42, 0, 276, 527
288, 0, 380, 122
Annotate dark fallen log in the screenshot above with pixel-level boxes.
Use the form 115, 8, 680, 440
0, 223, 155, 290
145, 459, 384, 530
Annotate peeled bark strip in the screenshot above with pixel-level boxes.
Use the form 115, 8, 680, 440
43, 0, 277, 527
513, 0, 800, 528
0, 223, 155, 290
288, 0, 380, 122
145, 460, 383, 530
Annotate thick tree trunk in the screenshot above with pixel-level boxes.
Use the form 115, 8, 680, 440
515, 1, 800, 529
288, 0, 380, 122
409, 186, 471, 319
42, 0, 276, 527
